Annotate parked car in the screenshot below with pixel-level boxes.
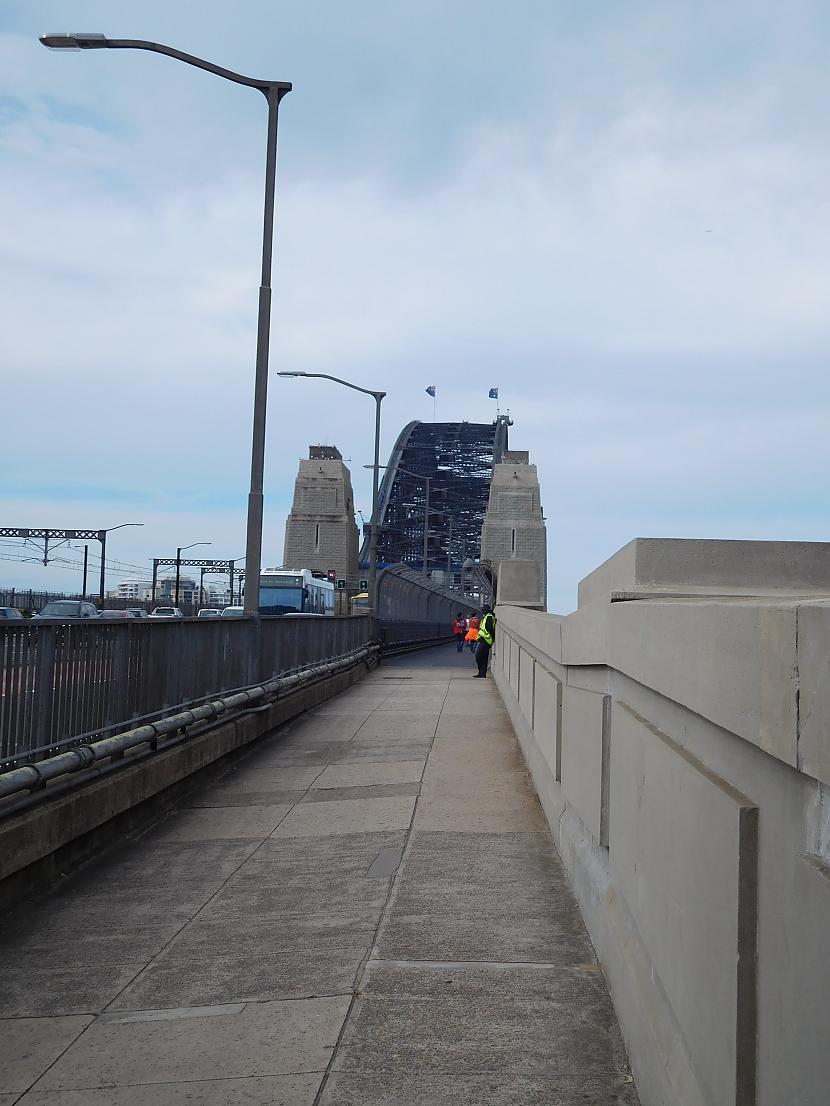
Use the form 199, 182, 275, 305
0, 607, 24, 620
220, 606, 246, 618
197, 608, 221, 618
126, 608, 148, 619
33, 601, 100, 620
99, 610, 133, 619
149, 607, 185, 619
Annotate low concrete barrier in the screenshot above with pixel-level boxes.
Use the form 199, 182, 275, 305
493, 538, 830, 1106
0, 646, 377, 909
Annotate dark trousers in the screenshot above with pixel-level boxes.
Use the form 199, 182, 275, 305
475, 639, 491, 677
455, 633, 465, 652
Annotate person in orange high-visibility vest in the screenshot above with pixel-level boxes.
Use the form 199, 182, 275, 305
453, 612, 467, 653
465, 614, 480, 653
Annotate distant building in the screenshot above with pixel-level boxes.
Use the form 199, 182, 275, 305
206, 582, 231, 607
111, 578, 152, 601
156, 575, 198, 605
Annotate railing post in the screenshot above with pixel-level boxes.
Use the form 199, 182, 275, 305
33, 624, 57, 757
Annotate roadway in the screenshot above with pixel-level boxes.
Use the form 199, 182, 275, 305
0, 642, 638, 1104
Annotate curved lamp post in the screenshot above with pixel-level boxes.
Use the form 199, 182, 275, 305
174, 542, 211, 607
278, 371, 385, 612
40, 33, 292, 615
97, 522, 144, 606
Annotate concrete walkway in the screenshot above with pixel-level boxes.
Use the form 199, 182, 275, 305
0, 644, 638, 1105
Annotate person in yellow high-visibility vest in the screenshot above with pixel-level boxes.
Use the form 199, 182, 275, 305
473, 607, 496, 678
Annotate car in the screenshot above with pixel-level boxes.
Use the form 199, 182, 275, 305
220, 606, 246, 618
148, 607, 185, 619
197, 608, 221, 618
126, 608, 148, 619
33, 601, 100, 620
0, 607, 24, 620
99, 609, 134, 619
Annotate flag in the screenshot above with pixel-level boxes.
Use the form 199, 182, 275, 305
488, 387, 499, 399
425, 385, 436, 397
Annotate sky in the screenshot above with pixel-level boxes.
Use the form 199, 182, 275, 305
2, 1, 830, 613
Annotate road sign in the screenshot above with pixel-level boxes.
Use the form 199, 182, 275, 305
358, 579, 368, 591
336, 579, 347, 590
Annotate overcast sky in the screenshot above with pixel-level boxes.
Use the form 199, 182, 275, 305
2, 1, 829, 612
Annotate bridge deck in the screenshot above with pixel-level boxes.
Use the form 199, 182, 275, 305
0, 644, 637, 1105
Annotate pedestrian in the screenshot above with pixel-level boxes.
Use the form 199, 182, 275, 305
465, 614, 480, 652
453, 611, 467, 653
473, 606, 496, 678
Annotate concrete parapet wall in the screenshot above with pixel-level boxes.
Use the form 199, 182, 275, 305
493, 538, 830, 1106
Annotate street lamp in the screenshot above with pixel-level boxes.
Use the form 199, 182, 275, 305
97, 522, 144, 606
40, 32, 292, 619
278, 371, 385, 611
175, 542, 211, 607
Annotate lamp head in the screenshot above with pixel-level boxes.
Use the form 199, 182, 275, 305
40, 33, 108, 50
277, 371, 306, 378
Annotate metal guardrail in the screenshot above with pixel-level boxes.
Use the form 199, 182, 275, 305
0, 616, 371, 770
375, 620, 455, 653
0, 642, 378, 806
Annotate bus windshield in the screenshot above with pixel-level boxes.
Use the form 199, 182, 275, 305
259, 585, 303, 614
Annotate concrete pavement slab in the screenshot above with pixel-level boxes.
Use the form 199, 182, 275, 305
0, 962, 150, 1018
312, 761, 425, 788
319, 1069, 638, 1105
209, 765, 322, 791
149, 889, 386, 950
185, 787, 307, 807
272, 796, 416, 837
87, 839, 261, 889
414, 793, 546, 832
19, 1074, 322, 1105
235, 830, 408, 880
109, 945, 367, 1008
354, 712, 440, 736
37, 996, 351, 1090
303, 782, 421, 803
0, 1016, 92, 1093
146, 804, 292, 841
376, 831, 593, 963
330, 962, 634, 1084
333, 742, 433, 764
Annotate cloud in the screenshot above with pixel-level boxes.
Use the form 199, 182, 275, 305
3, 3, 830, 611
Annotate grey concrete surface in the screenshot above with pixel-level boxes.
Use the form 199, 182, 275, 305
0, 644, 637, 1105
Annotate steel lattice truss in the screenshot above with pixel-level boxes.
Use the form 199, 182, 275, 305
360, 417, 510, 573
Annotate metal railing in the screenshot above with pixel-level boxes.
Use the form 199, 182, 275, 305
0, 616, 371, 769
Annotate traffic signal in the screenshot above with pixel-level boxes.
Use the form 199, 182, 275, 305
327, 569, 337, 582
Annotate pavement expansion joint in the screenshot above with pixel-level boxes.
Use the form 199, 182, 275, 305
364, 958, 563, 972
97, 1002, 246, 1024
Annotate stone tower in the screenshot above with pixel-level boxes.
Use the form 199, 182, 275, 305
282, 446, 359, 579
480, 450, 547, 610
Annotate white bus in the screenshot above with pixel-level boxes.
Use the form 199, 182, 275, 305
257, 569, 335, 616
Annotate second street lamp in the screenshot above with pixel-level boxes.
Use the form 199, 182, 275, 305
278, 371, 385, 611
175, 542, 211, 607
40, 33, 292, 617
98, 522, 144, 606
